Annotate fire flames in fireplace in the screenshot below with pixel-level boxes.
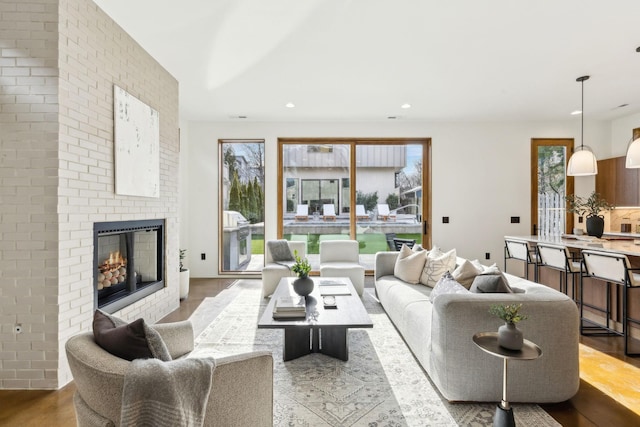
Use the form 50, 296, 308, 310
97, 251, 127, 290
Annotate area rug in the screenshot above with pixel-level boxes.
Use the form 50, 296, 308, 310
189, 280, 560, 426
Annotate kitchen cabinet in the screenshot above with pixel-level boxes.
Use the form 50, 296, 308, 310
595, 156, 639, 207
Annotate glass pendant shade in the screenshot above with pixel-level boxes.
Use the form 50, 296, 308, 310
625, 138, 640, 168
567, 146, 598, 176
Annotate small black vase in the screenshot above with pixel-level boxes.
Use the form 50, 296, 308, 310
586, 215, 605, 238
293, 276, 314, 297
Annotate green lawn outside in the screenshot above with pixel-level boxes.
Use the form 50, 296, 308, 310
251, 233, 421, 256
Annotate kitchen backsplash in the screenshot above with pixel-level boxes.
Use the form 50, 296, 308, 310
608, 209, 640, 233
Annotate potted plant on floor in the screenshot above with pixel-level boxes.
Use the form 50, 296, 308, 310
179, 249, 189, 300
566, 191, 613, 238
489, 303, 528, 350
291, 250, 313, 297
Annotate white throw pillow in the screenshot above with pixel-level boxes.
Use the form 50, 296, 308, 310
393, 244, 427, 284
452, 259, 483, 289
420, 247, 457, 287
429, 272, 470, 302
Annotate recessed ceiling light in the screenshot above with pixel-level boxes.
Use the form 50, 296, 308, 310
401, 103, 411, 109
570, 110, 582, 115
285, 102, 295, 108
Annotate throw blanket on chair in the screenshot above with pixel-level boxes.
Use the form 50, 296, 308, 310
121, 357, 216, 427
267, 240, 296, 269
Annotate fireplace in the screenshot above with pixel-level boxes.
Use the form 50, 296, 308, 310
94, 219, 165, 313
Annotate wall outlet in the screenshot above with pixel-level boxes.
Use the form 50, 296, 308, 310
201, 253, 206, 260
442, 216, 449, 224
14, 324, 22, 334
578, 216, 584, 223
510, 216, 520, 223
485, 252, 491, 260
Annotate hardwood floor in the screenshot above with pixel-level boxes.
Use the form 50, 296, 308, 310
1, 277, 639, 427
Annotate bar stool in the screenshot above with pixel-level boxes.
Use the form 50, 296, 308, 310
536, 243, 582, 301
581, 250, 640, 356
504, 238, 539, 282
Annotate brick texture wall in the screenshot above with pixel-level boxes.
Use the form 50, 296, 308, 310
0, 0, 180, 389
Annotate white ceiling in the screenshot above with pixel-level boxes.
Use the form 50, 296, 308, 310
93, 0, 640, 123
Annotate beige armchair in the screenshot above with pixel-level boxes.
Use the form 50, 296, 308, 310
319, 240, 365, 296
262, 240, 306, 298
66, 320, 273, 427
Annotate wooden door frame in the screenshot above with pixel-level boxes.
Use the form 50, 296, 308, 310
277, 137, 432, 250
530, 138, 575, 235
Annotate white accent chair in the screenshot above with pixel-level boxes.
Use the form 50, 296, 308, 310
261, 240, 306, 298
319, 240, 365, 296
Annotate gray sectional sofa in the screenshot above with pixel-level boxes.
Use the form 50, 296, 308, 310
374, 251, 580, 403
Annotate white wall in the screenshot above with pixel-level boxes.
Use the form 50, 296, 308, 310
610, 111, 640, 156
183, 119, 614, 277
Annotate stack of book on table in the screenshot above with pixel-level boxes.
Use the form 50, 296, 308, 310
272, 296, 306, 319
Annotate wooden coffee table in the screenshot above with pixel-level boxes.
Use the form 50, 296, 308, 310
258, 277, 373, 361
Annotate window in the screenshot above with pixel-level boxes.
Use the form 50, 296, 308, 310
278, 138, 430, 271
219, 140, 265, 273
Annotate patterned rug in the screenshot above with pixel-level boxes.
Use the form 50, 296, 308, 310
189, 280, 560, 427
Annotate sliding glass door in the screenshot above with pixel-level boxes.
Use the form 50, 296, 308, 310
279, 138, 430, 271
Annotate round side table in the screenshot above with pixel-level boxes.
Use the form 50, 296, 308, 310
472, 332, 542, 427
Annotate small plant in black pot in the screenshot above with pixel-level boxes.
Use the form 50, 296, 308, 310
566, 191, 613, 238
291, 250, 313, 297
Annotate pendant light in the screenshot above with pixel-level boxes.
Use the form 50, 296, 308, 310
625, 136, 640, 168
567, 75, 598, 176
626, 48, 640, 168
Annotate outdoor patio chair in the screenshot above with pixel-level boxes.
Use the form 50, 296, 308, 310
393, 238, 416, 251
295, 204, 309, 221
377, 204, 396, 221
355, 205, 369, 220
323, 204, 336, 221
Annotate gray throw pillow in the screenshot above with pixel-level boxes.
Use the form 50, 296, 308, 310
267, 240, 294, 262
429, 271, 470, 302
469, 273, 514, 293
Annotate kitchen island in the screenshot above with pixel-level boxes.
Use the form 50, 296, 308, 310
505, 234, 640, 354
506, 234, 640, 257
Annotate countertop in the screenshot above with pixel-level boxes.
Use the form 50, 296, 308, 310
505, 234, 640, 257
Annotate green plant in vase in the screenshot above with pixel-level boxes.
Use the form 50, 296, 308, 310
291, 250, 311, 278
291, 250, 313, 296
566, 191, 613, 238
489, 303, 528, 350
489, 303, 528, 324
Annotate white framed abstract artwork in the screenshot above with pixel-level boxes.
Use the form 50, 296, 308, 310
113, 85, 160, 198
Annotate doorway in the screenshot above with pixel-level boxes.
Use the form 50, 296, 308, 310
530, 138, 575, 235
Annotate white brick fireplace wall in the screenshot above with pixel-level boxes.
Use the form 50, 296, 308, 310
0, 0, 180, 389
